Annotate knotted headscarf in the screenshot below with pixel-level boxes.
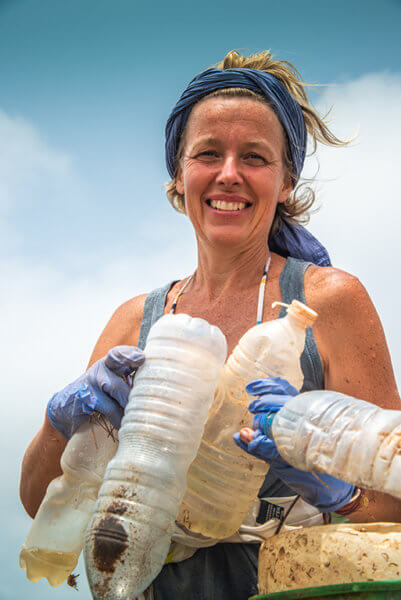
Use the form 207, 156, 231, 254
165, 67, 331, 267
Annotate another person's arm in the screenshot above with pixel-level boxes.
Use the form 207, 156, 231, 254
19, 295, 146, 518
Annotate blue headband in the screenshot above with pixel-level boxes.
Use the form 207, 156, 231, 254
165, 67, 307, 180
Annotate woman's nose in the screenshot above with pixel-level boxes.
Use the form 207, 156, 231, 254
215, 156, 243, 186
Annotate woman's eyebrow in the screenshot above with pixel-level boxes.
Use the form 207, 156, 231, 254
189, 138, 275, 150
189, 136, 220, 148
241, 140, 275, 154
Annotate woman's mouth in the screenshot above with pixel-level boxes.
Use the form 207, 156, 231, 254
206, 199, 251, 212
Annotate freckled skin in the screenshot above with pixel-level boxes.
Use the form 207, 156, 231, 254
20, 96, 401, 523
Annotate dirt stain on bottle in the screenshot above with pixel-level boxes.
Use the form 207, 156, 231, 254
93, 516, 128, 573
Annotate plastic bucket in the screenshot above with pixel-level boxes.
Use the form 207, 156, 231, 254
250, 579, 401, 599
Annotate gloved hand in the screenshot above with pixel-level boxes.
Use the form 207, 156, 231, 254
233, 377, 355, 513
47, 345, 145, 440
244, 377, 298, 436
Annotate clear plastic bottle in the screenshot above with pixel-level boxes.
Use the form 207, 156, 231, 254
19, 419, 118, 586
271, 390, 401, 499
177, 300, 318, 539
84, 313, 227, 600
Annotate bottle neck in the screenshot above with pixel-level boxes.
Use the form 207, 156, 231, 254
286, 311, 309, 331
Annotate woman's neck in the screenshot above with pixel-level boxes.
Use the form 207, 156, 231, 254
192, 239, 269, 300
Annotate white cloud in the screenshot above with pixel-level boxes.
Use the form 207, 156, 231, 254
0, 109, 72, 214
304, 72, 401, 385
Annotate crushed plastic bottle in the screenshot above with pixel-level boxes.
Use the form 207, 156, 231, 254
84, 313, 227, 600
19, 419, 118, 586
271, 390, 401, 499
177, 299, 318, 539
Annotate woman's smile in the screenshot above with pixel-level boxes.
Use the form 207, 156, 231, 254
205, 194, 252, 213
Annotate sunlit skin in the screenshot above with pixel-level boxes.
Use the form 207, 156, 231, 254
176, 97, 292, 259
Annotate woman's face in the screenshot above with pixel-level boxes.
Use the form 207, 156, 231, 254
176, 96, 292, 250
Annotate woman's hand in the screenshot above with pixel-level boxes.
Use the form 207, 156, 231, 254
233, 377, 355, 513
47, 345, 145, 440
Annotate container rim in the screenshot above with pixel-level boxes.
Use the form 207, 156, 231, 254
250, 579, 401, 599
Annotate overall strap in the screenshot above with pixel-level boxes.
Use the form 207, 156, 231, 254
137, 282, 175, 350
279, 257, 325, 391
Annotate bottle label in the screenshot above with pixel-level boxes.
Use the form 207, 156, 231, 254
256, 500, 285, 524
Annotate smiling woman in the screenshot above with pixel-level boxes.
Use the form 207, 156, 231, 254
20, 49, 401, 600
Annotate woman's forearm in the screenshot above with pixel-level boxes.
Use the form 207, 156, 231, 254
20, 414, 67, 518
341, 489, 401, 523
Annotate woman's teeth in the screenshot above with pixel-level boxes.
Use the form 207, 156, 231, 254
209, 200, 246, 211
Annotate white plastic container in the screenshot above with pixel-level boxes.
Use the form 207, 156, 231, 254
19, 420, 118, 586
177, 300, 318, 539
84, 313, 227, 600
271, 390, 401, 499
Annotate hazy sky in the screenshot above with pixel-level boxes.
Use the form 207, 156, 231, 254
2, 1, 401, 598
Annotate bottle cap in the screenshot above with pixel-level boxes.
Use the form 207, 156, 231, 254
272, 300, 318, 328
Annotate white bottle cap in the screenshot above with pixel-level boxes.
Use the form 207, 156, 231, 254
272, 300, 318, 328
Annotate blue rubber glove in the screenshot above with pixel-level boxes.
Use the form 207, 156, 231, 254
245, 377, 298, 436
233, 377, 355, 513
47, 345, 145, 440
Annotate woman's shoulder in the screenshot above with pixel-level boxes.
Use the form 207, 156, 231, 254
304, 264, 369, 315
88, 279, 182, 366
303, 264, 382, 374
87, 293, 148, 366
112, 279, 182, 330
112, 293, 148, 331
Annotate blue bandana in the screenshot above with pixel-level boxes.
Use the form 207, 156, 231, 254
165, 67, 331, 267
165, 67, 306, 180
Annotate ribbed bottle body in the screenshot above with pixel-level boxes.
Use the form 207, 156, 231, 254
177, 314, 307, 538
19, 421, 118, 586
84, 314, 227, 600
272, 390, 401, 498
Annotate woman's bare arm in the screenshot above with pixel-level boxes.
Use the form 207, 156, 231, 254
19, 294, 146, 518
306, 266, 401, 522
20, 416, 66, 518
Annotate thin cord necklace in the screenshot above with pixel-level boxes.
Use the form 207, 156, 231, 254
170, 251, 271, 324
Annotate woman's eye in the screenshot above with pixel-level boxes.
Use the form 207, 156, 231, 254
245, 153, 267, 164
196, 150, 219, 159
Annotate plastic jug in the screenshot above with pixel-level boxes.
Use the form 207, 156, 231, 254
271, 390, 401, 499
177, 300, 318, 539
84, 313, 227, 600
19, 419, 118, 586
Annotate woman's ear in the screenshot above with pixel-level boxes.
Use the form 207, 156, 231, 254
278, 172, 293, 204
176, 166, 184, 196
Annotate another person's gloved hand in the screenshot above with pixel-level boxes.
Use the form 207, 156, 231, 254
233, 377, 355, 513
47, 346, 145, 440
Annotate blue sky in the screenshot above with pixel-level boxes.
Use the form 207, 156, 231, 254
1, 1, 401, 598
1, 0, 401, 267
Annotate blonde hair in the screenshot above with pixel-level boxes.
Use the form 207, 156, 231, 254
165, 49, 348, 235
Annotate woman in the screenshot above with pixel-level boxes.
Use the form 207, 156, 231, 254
20, 50, 401, 599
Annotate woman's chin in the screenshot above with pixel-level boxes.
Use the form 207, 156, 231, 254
203, 225, 253, 249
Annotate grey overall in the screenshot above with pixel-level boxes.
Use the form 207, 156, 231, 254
137, 257, 325, 600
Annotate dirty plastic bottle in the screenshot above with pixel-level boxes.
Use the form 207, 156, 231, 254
177, 300, 318, 539
271, 390, 401, 499
19, 420, 118, 586
84, 313, 227, 600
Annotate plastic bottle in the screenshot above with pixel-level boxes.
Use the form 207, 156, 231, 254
271, 390, 401, 499
19, 419, 118, 586
84, 313, 227, 600
176, 300, 318, 539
